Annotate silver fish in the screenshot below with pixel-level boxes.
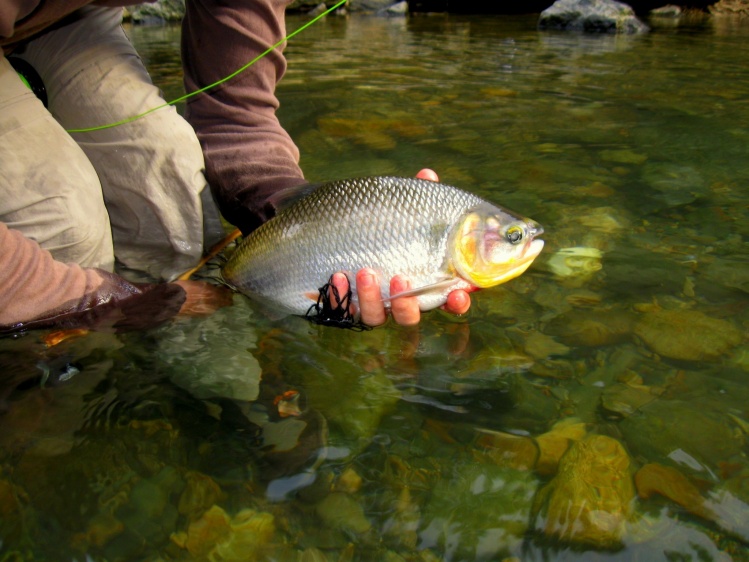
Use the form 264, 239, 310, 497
222, 176, 544, 315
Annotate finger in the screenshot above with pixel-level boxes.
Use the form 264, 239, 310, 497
442, 289, 471, 315
329, 272, 350, 310
356, 268, 387, 326
390, 275, 420, 327
416, 168, 439, 182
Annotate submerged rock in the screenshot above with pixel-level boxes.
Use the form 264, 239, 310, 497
636, 463, 749, 543
532, 434, 635, 549
171, 504, 275, 561
640, 162, 708, 210
620, 399, 744, 476
544, 308, 636, 347
633, 306, 742, 361
539, 0, 650, 33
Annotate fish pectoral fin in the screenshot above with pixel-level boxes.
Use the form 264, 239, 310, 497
384, 278, 461, 302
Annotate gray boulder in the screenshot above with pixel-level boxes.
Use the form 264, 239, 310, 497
539, 0, 649, 33
124, 1, 185, 23
289, 0, 403, 14
349, 0, 405, 12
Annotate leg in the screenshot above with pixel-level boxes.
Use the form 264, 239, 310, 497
0, 56, 114, 271
18, 6, 219, 281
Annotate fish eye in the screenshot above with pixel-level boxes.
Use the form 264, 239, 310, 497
506, 226, 524, 244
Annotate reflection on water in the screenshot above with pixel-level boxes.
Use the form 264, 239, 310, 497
2, 13, 749, 562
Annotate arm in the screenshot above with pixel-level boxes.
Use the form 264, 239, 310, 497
0, 222, 188, 332
181, 0, 306, 235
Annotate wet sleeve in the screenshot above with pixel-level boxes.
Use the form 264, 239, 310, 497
181, 0, 307, 235
0, 222, 186, 333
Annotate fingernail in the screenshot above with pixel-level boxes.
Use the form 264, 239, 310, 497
359, 269, 376, 288
393, 275, 411, 293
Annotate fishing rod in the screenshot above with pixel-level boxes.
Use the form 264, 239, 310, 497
65, 0, 347, 134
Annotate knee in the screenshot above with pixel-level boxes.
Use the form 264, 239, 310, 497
49, 211, 114, 270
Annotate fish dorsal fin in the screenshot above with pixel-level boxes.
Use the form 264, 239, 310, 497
383, 277, 461, 302
272, 182, 323, 214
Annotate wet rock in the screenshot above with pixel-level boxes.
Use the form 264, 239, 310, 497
640, 162, 708, 210
333, 467, 363, 494
534, 418, 588, 476
599, 148, 648, 165
710, 0, 749, 17
633, 307, 742, 361
116, 466, 183, 544
178, 471, 226, 522
382, 1, 408, 15
636, 463, 749, 543
316, 492, 372, 534
539, 0, 650, 33
700, 255, 749, 294
636, 463, 716, 520
171, 504, 275, 560
619, 399, 744, 476
649, 4, 682, 17
600, 380, 662, 418
475, 429, 540, 472
604, 248, 689, 297
545, 308, 636, 347
124, 0, 185, 23
478, 418, 588, 477
211, 508, 277, 561
523, 331, 571, 360
349, 0, 403, 12
532, 434, 635, 549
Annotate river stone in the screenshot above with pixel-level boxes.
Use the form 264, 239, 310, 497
633, 308, 742, 361
538, 0, 649, 33
544, 308, 636, 347
701, 255, 749, 294
124, 0, 185, 23
619, 399, 743, 475
532, 434, 635, 549
640, 162, 708, 209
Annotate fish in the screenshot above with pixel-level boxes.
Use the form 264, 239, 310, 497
221, 176, 544, 316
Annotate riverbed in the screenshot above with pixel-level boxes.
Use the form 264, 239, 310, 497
1, 12, 748, 562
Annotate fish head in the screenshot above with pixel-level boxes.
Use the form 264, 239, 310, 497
450, 203, 545, 288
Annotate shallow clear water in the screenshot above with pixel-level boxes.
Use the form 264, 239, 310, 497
2, 13, 749, 562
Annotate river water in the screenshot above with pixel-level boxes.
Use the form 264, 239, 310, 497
1, 12, 749, 562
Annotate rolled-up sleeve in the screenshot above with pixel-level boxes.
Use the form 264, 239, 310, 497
181, 0, 306, 235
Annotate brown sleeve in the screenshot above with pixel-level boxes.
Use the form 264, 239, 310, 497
0, 0, 40, 42
0, 222, 185, 332
181, 0, 307, 235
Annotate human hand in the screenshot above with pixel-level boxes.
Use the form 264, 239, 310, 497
328, 168, 472, 327
173, 280, 233, 317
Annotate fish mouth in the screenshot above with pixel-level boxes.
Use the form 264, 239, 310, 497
507, 238, 545, 277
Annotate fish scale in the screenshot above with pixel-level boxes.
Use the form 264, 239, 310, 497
222, 176, 542, 316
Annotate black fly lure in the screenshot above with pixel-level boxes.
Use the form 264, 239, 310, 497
305, 275, 372, 331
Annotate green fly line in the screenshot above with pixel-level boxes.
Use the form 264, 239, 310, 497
65, 0, 346, 134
